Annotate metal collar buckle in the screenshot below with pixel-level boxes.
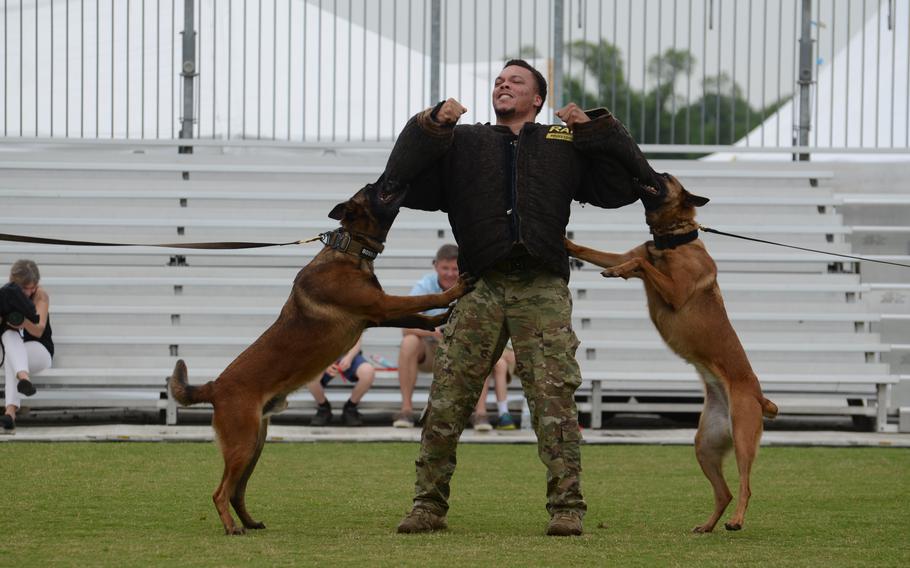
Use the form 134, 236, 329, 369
320, 228, 380, 260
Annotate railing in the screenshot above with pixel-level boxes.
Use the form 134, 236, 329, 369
0, 0, 908, 150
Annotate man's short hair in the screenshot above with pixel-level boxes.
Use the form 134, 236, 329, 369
503, 59, 547, 115
434, 244, 458, 263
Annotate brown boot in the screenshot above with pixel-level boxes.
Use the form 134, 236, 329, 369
396, 507, 448, 534
546, 511, 583, 536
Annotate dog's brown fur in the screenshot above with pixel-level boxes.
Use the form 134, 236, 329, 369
565, 173, 778, 533
168, 179, 472, 535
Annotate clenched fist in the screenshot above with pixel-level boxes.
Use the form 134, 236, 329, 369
434, 98, 468, 126
555, 103, 590, 130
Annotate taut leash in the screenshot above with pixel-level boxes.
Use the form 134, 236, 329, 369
0, 232, 324, 250
0, 229, 382, 259
698, 225, 910, 269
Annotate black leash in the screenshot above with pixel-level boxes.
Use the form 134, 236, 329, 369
0, 232, 321, 249
4, 228, 905, 268
698, 225, 910, 269
0, 229, 383, 259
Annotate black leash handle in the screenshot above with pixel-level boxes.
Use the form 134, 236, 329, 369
699, 225, 910, 269
0, 232, 315, 250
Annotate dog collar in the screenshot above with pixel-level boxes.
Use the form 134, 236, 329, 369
319, 228, 384, 260
652, 229, 699, 250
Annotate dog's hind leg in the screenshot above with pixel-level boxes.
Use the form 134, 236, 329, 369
692, 367, 733, 534
724, 387, 764, 531
231, 416, 270, 530
211, 406, 263, 535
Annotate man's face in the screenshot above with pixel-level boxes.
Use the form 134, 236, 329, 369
492, 65, 542, 119
434, 258, 459, 290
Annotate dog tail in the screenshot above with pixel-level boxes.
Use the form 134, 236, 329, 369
167, 359, 215, 406
760, 396, 779, 419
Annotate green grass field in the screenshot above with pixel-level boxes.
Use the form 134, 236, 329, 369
1, 442, 907, 567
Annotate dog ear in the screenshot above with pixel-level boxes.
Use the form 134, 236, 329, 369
685, 193, 710, 207
328, 202, 347, 220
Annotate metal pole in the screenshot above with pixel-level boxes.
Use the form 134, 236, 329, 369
430, 0, 440, 104
180, 0, 196, 154
553, 0, 564, 108
796, 0, 813, 161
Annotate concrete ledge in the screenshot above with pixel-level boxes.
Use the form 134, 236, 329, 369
900, 407, 910, 433
1, 424, 909, 447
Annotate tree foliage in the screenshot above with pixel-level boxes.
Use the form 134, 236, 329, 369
559, 40, 789, 155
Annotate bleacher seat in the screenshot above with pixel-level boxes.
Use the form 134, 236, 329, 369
0, 146, 901, 431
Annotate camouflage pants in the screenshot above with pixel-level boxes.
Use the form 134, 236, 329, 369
412, 266, 586, 517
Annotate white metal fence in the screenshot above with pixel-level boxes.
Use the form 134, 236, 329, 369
0, 0, 908, 149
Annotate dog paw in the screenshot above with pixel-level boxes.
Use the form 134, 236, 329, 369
724, 522, 742, 531
450, 272, 477, 297
602, 259, 641, 280
225, 526, 247, 536
600, 268, 621, 279
243, 521, 267, 530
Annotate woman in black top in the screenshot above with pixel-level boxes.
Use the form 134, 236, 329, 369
2, 259, 53, 433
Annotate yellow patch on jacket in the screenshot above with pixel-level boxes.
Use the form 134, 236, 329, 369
545, 125, 573, 142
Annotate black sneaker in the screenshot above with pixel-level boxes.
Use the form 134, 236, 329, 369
1, 414, 15, 434
310, 401, 332, 426
342, 400, 364, 427
17, 378, 36, 397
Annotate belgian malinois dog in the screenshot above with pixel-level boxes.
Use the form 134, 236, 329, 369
566, 172, 777, 533
169, 178, 473, 535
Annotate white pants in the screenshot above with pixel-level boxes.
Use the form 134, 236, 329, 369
2, 329, 52, 409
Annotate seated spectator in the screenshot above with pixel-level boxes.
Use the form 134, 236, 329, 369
393, 244, 459, 428
307, 336, 375, 427
2, 260, 53, 434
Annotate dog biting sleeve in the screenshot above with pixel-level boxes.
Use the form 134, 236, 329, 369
572, 111, 665, 209
383, 110, 454, 212
385, 110, 452, 181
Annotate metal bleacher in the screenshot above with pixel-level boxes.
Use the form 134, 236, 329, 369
0, 144, 900, 431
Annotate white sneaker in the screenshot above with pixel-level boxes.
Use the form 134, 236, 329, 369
393, 411, 415, 428
471, 414, 493, 432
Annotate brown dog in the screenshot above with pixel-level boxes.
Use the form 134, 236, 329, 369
565, 173, 778, 533
168, 178, 473, 535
